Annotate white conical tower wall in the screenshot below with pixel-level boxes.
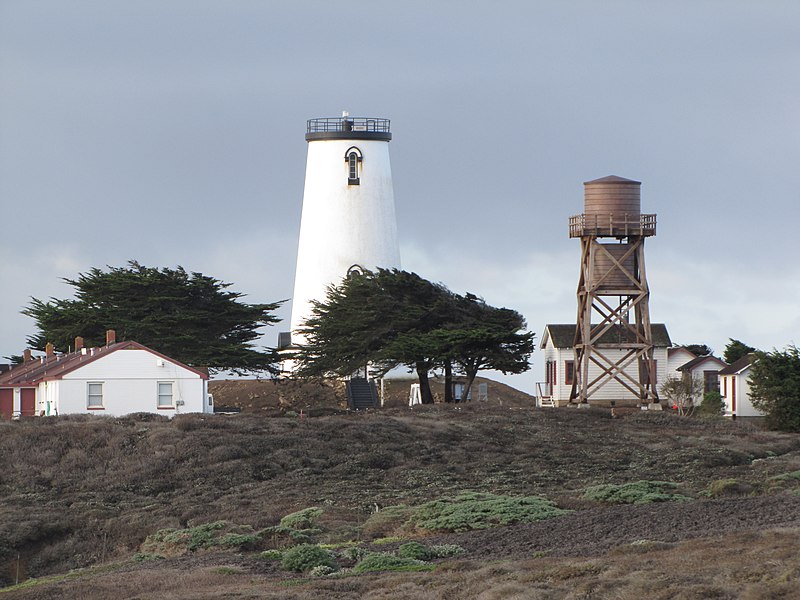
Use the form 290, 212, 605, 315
290, 136, 401, 342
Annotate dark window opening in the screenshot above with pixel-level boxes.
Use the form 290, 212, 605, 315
565, 360, 575, 386
345, 146, 362, 185
704, 370, 719, 393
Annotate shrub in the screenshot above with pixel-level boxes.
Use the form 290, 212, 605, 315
397, 541, 431, 561
750, 346, 800, 432
428, 544, 466, 558
279, 507, 322, 530
132, 553, 164, 562
583, 481, 692, 504
698, 391, 725, 416
141, 521, 261, 555
361, 505, 414, 539
407, 492, 570, 533
706, 478, 753, 497
352, 553, 434, 574
309, 564, 337, 577
218, 532, 261, 550
339, 546, 372, 562
260, 549, 283, 561
280, 544, 336, 573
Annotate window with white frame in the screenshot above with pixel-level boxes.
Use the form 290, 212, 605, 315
157, 381, 174, 408
87, 382, 104, 409
345, 146, 362, 185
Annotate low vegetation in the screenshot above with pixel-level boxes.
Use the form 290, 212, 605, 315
1, 400, 800, 598
582, 480, 693, 504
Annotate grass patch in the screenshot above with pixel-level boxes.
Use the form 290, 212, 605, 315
583, 480, 692, 504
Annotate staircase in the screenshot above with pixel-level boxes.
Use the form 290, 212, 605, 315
346, 378, 379, 410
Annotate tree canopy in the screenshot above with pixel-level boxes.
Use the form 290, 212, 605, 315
749, 345, 800, 432
682, 343, 714, 357
22, 261, 284, 375
723, 339, 756, 364
292, 269, 534, 403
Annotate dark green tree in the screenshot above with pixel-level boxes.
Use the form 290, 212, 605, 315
294, 269, 454, 404
683, 343, 714, 357
22, 261, 284, 375
723, 339, 756, 364
749, 346, 800, 432
293, 269, 533, 404
445, 294, 534, 402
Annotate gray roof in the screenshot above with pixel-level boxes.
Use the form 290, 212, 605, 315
677, 355, 728, 372
718, 354, 755, 376
542, 324, 671, 349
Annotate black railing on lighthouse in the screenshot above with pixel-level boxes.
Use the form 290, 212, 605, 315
307, 117, 391, 134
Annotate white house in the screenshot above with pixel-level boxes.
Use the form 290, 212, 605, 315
676, 354, 728, 406
0, 333, 212, 419
538, 323, 672, 407
666, 346, 697, 380
718, 354, 763, 418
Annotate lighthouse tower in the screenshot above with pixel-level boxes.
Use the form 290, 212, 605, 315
288, 114, 401, 347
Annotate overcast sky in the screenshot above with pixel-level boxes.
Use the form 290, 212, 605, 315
1, 1, 798, 391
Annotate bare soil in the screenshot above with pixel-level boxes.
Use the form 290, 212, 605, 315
1, 379, 799, 599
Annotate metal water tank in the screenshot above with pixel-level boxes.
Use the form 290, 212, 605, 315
584, 175, 641, 236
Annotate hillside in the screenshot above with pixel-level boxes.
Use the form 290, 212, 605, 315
1, 385, 799, 599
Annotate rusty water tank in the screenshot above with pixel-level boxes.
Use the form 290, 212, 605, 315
583, 175, 641, 236
592, 243, 636, 290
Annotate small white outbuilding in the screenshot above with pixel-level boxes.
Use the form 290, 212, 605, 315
0, 334, 211, 419
718, 354, 763, 418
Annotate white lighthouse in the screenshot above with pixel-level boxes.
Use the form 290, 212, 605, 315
287, 114, 401, 347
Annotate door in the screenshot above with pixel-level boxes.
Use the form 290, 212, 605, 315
0, 389, 12, 420
20, 388, 36, 417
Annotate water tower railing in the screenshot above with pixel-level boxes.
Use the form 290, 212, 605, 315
569, 213, 657, 238
307, 117, 391, 134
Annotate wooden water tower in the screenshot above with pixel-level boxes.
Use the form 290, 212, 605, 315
568, 175, 658, 405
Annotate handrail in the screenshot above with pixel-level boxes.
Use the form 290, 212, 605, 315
307, 117, 390, 133
569, 213, 657, 238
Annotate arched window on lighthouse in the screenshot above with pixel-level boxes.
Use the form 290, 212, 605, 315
347, 264, 365, 278
345, 147, 362, 185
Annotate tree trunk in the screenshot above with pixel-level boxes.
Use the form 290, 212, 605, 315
462, 368, 477, 403
416, 362, 434, 404
444, 361, 453, 403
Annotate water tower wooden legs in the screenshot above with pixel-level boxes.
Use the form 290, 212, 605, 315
570, 237, 659, 405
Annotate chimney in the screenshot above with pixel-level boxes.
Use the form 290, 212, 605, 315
45, 343, 55, 357
23, 349, 32, 362
75, 336, 84, 352
106, 329, 116, 345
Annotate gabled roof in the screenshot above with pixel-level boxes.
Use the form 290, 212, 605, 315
718, 354, 756, 376
677, 355, 728, 372
668, 346, 697, 359
0, 341, 208, 386
541, 324, 671, 349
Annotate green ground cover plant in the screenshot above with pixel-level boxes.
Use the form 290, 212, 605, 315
583, 480, 693, 504
279, 544, 336, 573
140, 521, 261, 555
406, 492, 570, 533
351, 553, 434, 574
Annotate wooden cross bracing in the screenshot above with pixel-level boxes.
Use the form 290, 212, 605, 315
570, 236, 658, 405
